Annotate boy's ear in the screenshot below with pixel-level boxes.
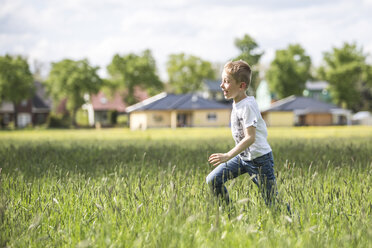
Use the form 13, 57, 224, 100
240, 82, 247, 89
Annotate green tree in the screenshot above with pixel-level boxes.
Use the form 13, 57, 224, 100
167, 53, 216, 94
234, 34, 264, 93
0, 55, 34, 127
266, 44, 312, 99
107, 49, 163, 105
318, 42, 372, 111
45, 59, 103, 126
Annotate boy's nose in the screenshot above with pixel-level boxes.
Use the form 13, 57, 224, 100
220, 82, 224, 89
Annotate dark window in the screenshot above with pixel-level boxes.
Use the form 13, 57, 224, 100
207, 113, 217, 122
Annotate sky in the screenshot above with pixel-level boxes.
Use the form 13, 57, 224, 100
1, 0, 372, 80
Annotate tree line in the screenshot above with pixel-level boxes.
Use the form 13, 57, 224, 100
1, 34, 371, 126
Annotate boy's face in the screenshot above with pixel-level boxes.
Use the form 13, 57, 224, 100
220, 70, 245, 100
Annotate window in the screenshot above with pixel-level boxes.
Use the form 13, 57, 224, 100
153, 114, 163, 123
36, 114, 46, 124
207, 112, 217, 122
95, 112, 108, 123
3, 114, 10, 124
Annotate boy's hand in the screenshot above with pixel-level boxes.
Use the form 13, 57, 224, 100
208, 153, 229, 166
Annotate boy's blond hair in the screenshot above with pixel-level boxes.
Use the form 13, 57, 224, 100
224, 60, 252, 88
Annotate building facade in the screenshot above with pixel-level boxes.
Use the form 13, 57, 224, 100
127, 93, 231, 130
261, 96, 351, 126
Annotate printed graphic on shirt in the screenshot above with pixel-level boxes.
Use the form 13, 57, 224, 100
231, 109, 250, 159
252, 119, 257, 126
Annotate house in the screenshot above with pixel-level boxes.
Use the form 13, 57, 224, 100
0, 95, 50, 128
303, 81, 332, 103
200, 80, 233, 105
0, 81, 50, 128
83, 91, 126, 127
202, 80, 224, 101
82, 88, 149, 127
261, 95, 352, 126
352, 111, 372, 125
126, 92, 231, 130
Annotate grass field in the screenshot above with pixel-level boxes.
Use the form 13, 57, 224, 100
1, 126, 371, 247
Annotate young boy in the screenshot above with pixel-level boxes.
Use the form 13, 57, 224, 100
206, 60, 277, 206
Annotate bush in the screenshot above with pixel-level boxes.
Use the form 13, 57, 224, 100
5, 121, 15, 130
47, 113, 71, 128
76, 109, 89, 127
117, 114, 128, 127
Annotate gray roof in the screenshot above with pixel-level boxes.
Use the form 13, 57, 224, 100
265, 95, 342, 112
0, 102, 14, 113
32, 94, 50, 109
204, 80, 221, 92
127, 93, 231, 112
34, 81, 52, 107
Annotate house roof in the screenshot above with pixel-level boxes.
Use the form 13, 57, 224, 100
264, 95, 343, 113
90, 87, 149, 112
204, 80, 221, 92
0, 102, 14, 113
34, 81, 52, 107
126, 92, 231, 112
352, 111, 371, 120
32, 94, 50, 110
32, 96, 50, 114
91, 91, 127, 112
305, 81, 329, 91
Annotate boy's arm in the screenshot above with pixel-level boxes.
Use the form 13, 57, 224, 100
208, 126, 256, 166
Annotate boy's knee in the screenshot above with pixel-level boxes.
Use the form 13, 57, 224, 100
205, 174, 215, 185
205, 175, 210, 184
206, 174, 221, 188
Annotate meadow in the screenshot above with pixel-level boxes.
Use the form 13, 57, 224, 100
0, 126, 371, 247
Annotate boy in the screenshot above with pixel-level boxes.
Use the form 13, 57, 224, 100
206, 60, 277, 206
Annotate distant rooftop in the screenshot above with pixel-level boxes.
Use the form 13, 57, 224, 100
204, 80, 221, 92
306, 81, 329, 91
265, 95, 342, 112
91, 91, 126, 112
32, 94, 49, 109
127, 92, 231, 112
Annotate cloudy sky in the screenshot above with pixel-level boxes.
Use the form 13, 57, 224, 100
1, 0, 371, 80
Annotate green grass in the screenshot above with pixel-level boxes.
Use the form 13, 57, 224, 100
0, 127, 371, 247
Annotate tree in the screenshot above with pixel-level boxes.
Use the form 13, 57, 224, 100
0, 55, 34, 127
318, 42, 372, 111
234, 34, 264, 93
107, 49, 163, 105
266, 44, 312, 99
167, 53, 216, 94
45, 59, 103, 126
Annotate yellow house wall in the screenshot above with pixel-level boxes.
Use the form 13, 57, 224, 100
171, 111, 177, 129
266, 112, 294, 126
130, 109, 231, 129
193, 109, 231, 127
130, 112, 147, 130
146, 111, 171, 128
306, 113, 332, 126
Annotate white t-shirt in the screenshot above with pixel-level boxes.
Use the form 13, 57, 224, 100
231, 96, 272, 161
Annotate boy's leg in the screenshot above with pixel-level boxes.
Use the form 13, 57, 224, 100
250, 152, 278, 205
206, 156, 247, 204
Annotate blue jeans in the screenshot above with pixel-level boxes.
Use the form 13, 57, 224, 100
206, 152, 277, 205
